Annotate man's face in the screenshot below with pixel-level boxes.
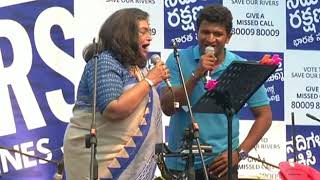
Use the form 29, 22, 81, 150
198, 20, 231, 56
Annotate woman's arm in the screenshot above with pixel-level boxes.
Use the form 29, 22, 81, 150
103, 61, 170, 121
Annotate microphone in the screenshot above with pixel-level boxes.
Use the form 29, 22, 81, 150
150, 54, 172, 88
53, 160, 64, 180
306, 113, 320, 123
204, 46, 215, 83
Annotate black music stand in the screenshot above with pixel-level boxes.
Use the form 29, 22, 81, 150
193, 61, 278, 180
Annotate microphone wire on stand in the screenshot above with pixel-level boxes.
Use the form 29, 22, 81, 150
171, 40, 209, 180
85, 38, 99, 180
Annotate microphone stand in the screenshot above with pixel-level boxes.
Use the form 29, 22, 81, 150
85, 38, 99, 180
306, 113, 320, 123
171, 40, 209, 180
0, 145, 60, 176
247, 155, 279, 169
291, 112, 297, 162
215, 91, 234, 180
0, 145, 59, 165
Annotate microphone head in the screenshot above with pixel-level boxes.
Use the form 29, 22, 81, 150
205, 46, 215, 55
171, 39, 179, 48
150, 54, 161, 65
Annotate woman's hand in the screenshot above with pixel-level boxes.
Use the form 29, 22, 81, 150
146, 60, 170, 86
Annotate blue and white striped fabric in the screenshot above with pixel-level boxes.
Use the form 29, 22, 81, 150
63, 51, 163, 180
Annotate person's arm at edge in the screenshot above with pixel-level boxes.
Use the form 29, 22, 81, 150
238, 105, 272, 155
160, 70, 202, 116
208, 104, 272, 177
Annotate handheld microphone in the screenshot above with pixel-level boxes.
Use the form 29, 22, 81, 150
306, 113, 320, 123
204, 46, 215, 83
53, 160, 64, 180
150, 54, 172, 88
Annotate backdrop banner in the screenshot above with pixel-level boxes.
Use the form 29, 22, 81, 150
0, 0, 319, 179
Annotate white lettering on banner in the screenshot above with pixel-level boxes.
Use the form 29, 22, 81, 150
167, 8, 180, 27
20, 141, 37, 168
266, 85, 275, 95
286, 132, 320, 166
0, 20, 46, 136
292, 34, 318, 47
266, 71, 284, 82
0, 138, 52, 174
165, 0, 202, 45
34, 7, 81, 122
180, 5, 194, 31
287, 0, 318, 10
172, 33, 193, 44
167, 6, 202, 29
165, 0, 197, 8
288, 3, 320, 33
266, 85, 281, 102
37, 138, 52, 164
0, 146, 23, 174
266, 62, 283, 82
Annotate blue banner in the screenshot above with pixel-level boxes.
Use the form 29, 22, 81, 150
164, 0, 222, 49
286, 1, 320, 50
0, 0, 74, 179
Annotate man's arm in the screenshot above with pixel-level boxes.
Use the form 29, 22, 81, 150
160, 53, 218, 116
208, 105, 272, 177
239, 105, 272, 152
160, 73, 200, 116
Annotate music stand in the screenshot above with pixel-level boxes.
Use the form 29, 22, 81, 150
193, 61, 278, 180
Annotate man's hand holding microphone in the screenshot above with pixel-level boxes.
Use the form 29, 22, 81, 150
194, 46, 218, 83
